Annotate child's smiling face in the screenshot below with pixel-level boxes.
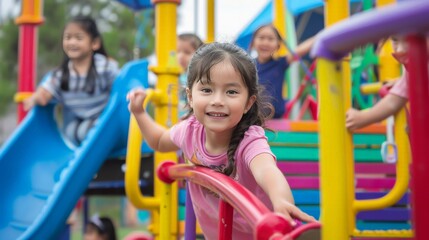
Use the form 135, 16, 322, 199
391, 35, 429, 65
187, 58, 255, 137
252, 26, 281, 63
62, 22, 100, 62
391, 36, 408, 65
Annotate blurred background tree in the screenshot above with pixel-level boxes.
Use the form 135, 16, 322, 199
0, 17, 19, 115
0, 0, 155, 115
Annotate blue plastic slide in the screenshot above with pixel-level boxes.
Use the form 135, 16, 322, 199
0, 59, 150, 240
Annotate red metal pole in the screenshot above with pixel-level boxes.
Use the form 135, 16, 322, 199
407, 34, 429, 240
16, 25, 37, 121
218, 200, 233, 240
15, 0, 44, 122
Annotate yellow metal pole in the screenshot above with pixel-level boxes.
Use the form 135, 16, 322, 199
273, 0, 287, 55
15, 0, 44, 24
378, 40, 401, 82
126, 90, 163, 210
160, 181, 173, 240
151, 0, 181, 239
360, 82, 383, 95
206, 0, 215, 43
353, 112, 410, 211
376, 0, 400, 82
342, 56, 355, 237
377, 0, 395, 6
318, 59, 350, 240
126, 115, 161, 210
273, 0, 289, 101
325, 0, 349, 27
352, 109, 412, 239
320, 0, 351, 239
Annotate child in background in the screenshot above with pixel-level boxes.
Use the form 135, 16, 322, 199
23, 16, 119, 145
177, 33, 204, 73
124, 34, 204, 227
251, 24, 316, 118
346, 36, 429, 131
128, 42, 316, 239
84, 215, 117, 240
177, 33, 204, 117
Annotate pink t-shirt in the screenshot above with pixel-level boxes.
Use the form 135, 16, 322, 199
389, 72, 408, 99
170, 115, 276, 240
390, 63, 429, 99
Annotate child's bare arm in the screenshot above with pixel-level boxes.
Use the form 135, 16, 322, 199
250, 153, 316, 224
23, 87, 53, 111
293, 35, 317, 59
346, 93, 407, 131
127, 88, 179, 152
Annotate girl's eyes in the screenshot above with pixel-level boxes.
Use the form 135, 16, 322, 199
63, 35, 85, 41
201, 88, 212, 93
257, 36, 276, 42
199, 88, 238, 95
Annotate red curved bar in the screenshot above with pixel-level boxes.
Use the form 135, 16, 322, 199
281, 222, 321, 239
157, 161, 176, 184
163, 163, 293, 239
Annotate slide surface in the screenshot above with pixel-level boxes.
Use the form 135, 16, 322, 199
0, 60, 150, 240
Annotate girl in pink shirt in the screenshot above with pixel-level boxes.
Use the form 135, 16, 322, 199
128, 42, 315, 239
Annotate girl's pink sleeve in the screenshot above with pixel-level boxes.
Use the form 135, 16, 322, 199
239, 126, 276, 168
389, 74, 408, 99
169, 119, 188, 148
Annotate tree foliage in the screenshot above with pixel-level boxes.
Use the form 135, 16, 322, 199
0, 17, 19, 114
0, 0, 155, 115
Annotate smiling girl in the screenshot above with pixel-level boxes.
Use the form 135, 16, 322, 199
127, 42, 315, 239
24, 16, 119, 145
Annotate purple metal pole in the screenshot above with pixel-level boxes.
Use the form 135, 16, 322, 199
184, 182, 196, 240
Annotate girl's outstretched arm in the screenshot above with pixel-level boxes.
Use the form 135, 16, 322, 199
23, 87, 53, 111
290, 35, 317, 61
250, 153, 317, 225
127, 88, 179, 152
346, 93, 407, 131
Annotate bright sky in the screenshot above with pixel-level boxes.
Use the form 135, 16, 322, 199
0, 0, 19, 22
177, 0, 270, 42
0, 0, 269, 41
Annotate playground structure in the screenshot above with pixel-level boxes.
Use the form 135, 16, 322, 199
311, 1, 429, 239
126, 0, 428, 239
0, 0, 428, 239
0, 58, 153, 239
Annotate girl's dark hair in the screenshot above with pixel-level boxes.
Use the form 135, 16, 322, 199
186, 42, 273, 176
58, 15, 108, 94
178, 33, 204, 51
87, 216, 117, 240
249, 24, 283, 51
